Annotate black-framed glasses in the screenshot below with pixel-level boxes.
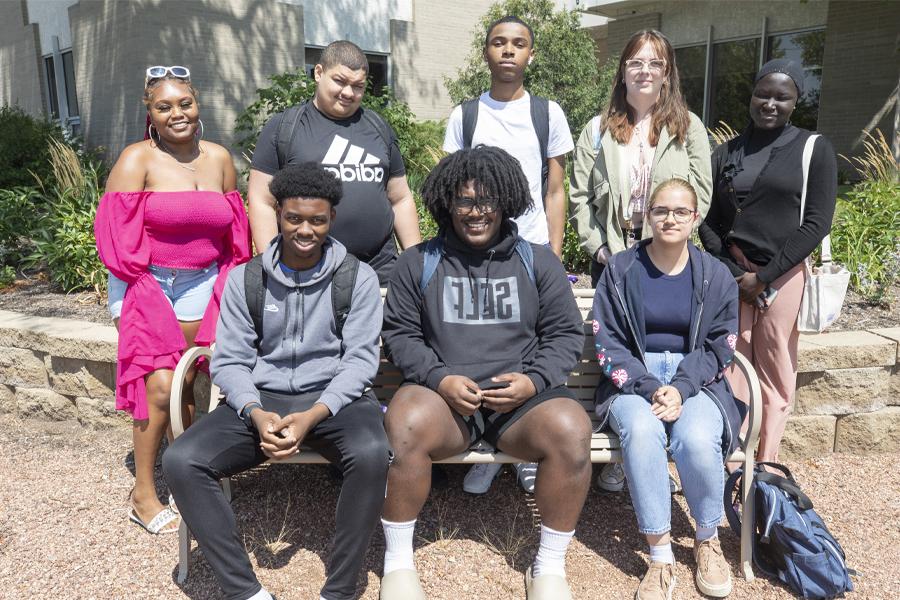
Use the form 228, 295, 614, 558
451, 197, 499, 215
624, 58, 666, 73
648, 206, 696, 223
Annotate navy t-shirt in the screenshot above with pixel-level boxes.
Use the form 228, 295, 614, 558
637, 246, 692, 353
251, 104, 406, 260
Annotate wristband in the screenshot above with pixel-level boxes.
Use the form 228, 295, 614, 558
239, 401, 262, 422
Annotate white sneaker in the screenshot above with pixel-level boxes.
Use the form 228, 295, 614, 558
463, 463, 503, 494
596, 463, 625, 492
669, 473, 681, 494
515, 462, 538, 493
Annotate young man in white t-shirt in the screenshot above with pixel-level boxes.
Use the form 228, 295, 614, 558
442, 15, 575, 497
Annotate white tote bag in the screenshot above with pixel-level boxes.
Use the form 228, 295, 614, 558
797, 134, 850, 332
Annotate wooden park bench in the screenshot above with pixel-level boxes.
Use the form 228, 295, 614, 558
170, 288, 761, 584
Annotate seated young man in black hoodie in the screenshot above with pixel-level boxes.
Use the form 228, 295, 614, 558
163, 163, 390, 600
379, 146, 591, 600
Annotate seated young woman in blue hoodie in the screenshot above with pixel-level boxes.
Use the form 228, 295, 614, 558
379, 146, 590, 600
592, 178, 742, 600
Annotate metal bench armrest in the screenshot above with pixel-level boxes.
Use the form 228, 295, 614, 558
170, 345, 214, 439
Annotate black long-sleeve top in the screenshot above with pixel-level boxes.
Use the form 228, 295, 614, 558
699, 125, 837, 284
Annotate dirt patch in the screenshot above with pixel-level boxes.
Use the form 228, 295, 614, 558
0, 415, 895, 599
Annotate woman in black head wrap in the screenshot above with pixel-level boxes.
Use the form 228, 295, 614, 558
699, 59, 837, 463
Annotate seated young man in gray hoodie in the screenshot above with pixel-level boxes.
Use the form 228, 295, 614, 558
163, 163, 390, 600
378, 146, 592, 600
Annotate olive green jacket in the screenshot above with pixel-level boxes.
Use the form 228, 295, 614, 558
568, 112, 712, 257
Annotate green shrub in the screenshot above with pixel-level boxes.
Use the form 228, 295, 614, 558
0, 105, 65, 189
0, 265, 16, 288
0, 187, 43, 267
831, 179, 900, 305
28, 138, 107, 293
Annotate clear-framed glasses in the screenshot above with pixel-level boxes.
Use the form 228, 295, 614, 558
451, 197, 500, 215
145, 65, 191, 86
624, 58, 666, 74
648, 206, 696, 223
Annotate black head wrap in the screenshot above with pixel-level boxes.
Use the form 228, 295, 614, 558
755, 58, 805, 96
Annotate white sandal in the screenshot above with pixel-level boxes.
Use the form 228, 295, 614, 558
129, 506, 179, 535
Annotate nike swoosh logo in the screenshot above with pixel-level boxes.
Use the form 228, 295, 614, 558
264, 304, 279, 313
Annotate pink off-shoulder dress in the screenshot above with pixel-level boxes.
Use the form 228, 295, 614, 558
94, 190, 251, 420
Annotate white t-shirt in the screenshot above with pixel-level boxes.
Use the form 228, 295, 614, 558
443, 92, 574, 245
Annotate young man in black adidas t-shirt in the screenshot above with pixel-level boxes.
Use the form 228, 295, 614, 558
164, 164, 390, 600
249, 40, 421, 284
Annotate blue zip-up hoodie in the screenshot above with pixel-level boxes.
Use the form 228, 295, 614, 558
211, 235, 382, 417
592, 240, 745, 458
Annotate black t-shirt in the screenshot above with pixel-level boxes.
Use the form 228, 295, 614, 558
251, 103, 406, 259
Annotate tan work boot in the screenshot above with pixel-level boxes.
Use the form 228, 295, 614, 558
636, 561, 676, 600
693, 537, 733, 597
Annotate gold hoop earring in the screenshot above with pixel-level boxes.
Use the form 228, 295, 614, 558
148, 123, 160, 144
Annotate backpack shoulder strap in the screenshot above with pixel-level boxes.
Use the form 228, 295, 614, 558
275, 103, 308, 170
331, 253, 360, 340
514, 237, 536, 285
243, 255, 267, 347
361, 107, 394, 152
530, 95, 551, 199
419, 237, 445, 293
461, 98, 480, 149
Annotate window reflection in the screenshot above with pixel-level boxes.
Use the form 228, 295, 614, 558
709, 38, 759, 131
674, 45, 706, 117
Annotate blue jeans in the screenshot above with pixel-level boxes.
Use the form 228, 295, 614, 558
107, 263, 217, 321
608, 351, 725, 535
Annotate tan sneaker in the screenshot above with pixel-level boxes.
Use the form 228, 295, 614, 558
694, 537, 733, 597
636, 561, 676, 600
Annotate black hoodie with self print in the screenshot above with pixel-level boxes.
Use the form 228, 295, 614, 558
382, 221, 584, 394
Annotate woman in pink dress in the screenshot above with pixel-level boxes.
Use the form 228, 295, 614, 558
95, 66, 250, 534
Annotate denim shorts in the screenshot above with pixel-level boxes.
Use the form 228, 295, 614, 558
107, 263, 218, 321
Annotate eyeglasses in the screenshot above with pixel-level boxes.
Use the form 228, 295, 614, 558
648, 206, 696, 223
451, 197, 499, 215
145, 66, 191, 86
624, 58, 666, 74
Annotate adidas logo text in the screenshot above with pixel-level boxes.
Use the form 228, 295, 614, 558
322, 135, 384, 183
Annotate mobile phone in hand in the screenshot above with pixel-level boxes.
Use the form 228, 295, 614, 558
755, 286, 778, 309
477, 378, 511, 391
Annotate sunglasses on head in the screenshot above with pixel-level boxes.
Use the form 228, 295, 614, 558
145, 66, 191, 86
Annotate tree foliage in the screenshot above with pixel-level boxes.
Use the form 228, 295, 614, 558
444, 0, 613, 134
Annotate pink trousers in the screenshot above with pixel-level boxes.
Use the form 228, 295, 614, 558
726, 245, 807, 462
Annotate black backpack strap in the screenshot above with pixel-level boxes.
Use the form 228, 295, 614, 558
360, 108, 394, 154
755, 471, 814, 511
274, 103, 308, 170
331, 253, 360, 340
723, 467, 745, 538
243, 255, 267, 347
529, 95, 551, 200
461, 98, 479, 149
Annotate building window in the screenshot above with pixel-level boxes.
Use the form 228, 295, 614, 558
708, 38, 760, 131
61, 51, 80, 118
304, 47, 389, 96
44, 56, 59, 119
767, 30, 824, 130
674, 45, 706, 117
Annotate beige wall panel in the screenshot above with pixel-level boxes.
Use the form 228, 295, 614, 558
390, 0, 494, 121
68, 0, 305, 161
0, 0, 46, 116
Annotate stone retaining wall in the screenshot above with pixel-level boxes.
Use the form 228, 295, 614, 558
0, 309, 897, 455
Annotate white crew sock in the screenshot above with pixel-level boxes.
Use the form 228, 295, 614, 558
695, 525, 718, 542
245, 588, 273, 600
531, 524, 574, 577
382, 518, 417, 575
649, 542, 675, 565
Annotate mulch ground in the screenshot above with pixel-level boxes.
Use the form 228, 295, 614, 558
1, 416, 897, 599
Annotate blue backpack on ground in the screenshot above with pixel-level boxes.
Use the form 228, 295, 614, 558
418, 235, 536, 293
725, 462, 855, 599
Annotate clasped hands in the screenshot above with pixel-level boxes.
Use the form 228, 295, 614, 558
249, 404, 329, 459
437, 373, 537, 416
651, 385, 683, 422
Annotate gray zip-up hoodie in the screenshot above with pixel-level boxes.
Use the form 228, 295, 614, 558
211, 235, 382, 416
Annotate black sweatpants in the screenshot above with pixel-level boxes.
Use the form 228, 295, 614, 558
163, 390, 391, 600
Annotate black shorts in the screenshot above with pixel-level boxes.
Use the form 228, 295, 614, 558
464, 385, 575, 449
